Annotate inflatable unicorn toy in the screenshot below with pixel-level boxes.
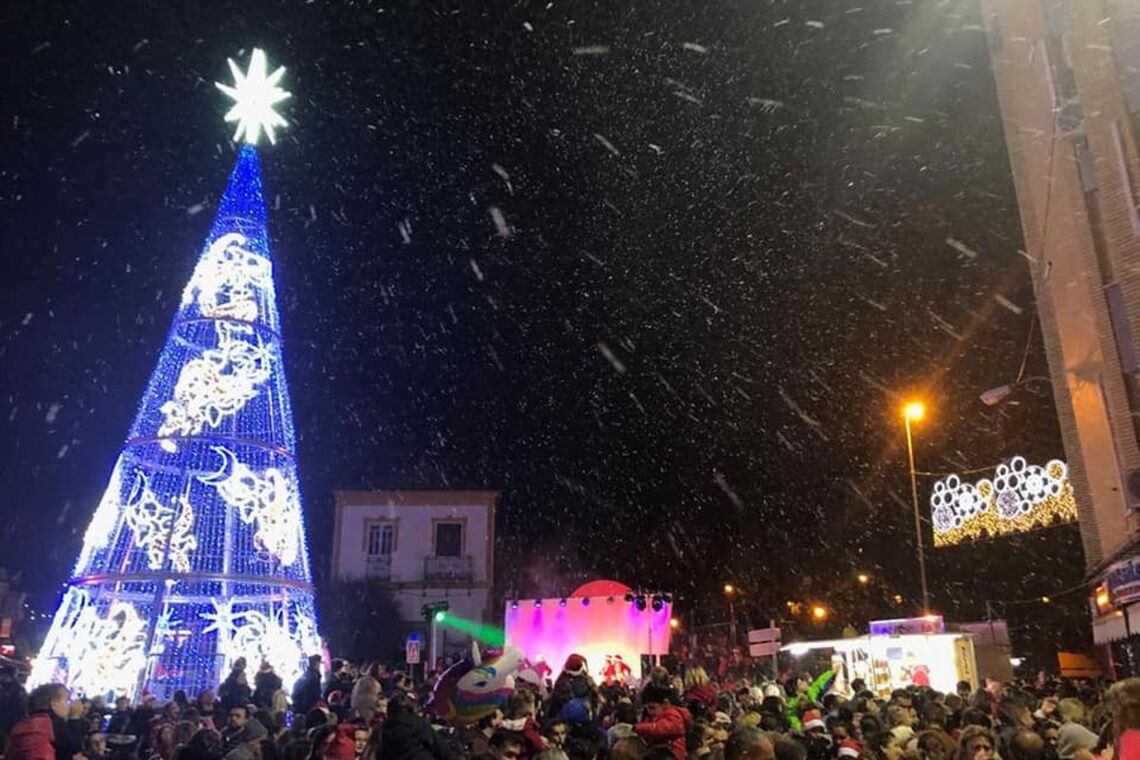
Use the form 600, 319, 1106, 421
428, 642, 523, 726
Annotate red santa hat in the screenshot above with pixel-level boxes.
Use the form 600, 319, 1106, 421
563, 653, 588, 677
802, 709, 825, 731
838, 738, 863, 758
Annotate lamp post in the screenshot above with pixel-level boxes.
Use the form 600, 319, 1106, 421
978, 376, 1051, 406
903, 400, 931, 614
724, 584, 737, 649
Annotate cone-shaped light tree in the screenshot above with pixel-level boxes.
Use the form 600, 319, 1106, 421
30, 49, 320, 700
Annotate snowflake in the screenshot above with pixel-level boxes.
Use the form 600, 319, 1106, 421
201, 598, 241, 637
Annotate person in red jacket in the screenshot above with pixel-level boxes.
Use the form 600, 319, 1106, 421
683, 666, 718, 720
635, 684, 692, 760
7, 684, 82, 760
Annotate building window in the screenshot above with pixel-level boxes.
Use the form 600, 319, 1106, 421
366, 523, 395, 556
435, 522, 463, 557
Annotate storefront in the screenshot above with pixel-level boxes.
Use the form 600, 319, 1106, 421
1091, 557, 1140, 677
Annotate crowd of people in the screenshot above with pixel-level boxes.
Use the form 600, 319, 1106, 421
1, 652, 1140, 760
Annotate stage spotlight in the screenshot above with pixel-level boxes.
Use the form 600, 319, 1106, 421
534, 599, 542, 607
510, 600, 519, 609
559, 598, 568, 607
624, 593, 635, 603
582, 598, 590, 607
635, 596, 647, 612
651, 595, 664, 612
606, 596, 614, 604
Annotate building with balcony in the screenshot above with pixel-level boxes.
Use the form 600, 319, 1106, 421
982, 0, 1140, 659
331, 490, 496, 658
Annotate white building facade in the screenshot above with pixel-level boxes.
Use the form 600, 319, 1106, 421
331, 491, 496, 657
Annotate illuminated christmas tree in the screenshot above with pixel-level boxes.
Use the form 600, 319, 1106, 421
30, 49, 320, 699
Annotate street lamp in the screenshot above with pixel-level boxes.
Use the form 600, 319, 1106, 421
810, 604, 829, 622
724, 584, 738, 648
902, 399, 931, 614
857, 572, 870, 585
979, 376, 1051, 406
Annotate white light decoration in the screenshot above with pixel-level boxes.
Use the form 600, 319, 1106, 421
74, 463, 125, 574
182, 233, 273, 322
157, 321, 272, 448
930, 457, 1077, 547
28, 587, 87, 689
150, 608, 183, 655
123, 473, 198, 573
203, 600, 319, 688
215, 48, 291, 146
31, 589, 148, 698
201, 446, 301, 567
201, 598, 241, 637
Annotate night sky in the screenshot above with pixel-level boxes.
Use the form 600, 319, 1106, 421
0, 0, 1088, 658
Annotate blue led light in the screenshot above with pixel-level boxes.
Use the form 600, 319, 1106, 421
31, 146, 320, 701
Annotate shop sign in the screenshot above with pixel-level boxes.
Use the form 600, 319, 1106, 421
1107, 557, 1140, 607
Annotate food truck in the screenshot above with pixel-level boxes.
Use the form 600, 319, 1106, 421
780, 616, 979, 697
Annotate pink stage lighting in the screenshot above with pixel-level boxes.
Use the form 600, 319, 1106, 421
504, 580, 672, 681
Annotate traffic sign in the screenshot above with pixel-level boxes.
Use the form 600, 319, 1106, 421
749, 642, 779, 657
405, 633, 422, 664
748, 627, 781, 644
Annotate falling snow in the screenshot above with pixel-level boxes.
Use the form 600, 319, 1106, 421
597, 342, 627, 375
945, 236, 979, 259
0, 0, 1083, 649
592, 133, 621, 157
488, 206, 510, 237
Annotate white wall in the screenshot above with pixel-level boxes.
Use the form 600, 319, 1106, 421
331, 492, 496, 626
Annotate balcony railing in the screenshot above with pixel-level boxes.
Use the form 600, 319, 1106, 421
364, 554, 392, 580
424, 555, 473, 582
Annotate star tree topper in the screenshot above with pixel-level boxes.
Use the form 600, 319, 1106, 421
215, 48, 291, 146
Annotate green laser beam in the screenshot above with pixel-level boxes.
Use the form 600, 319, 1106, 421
436, 612, 506, 647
